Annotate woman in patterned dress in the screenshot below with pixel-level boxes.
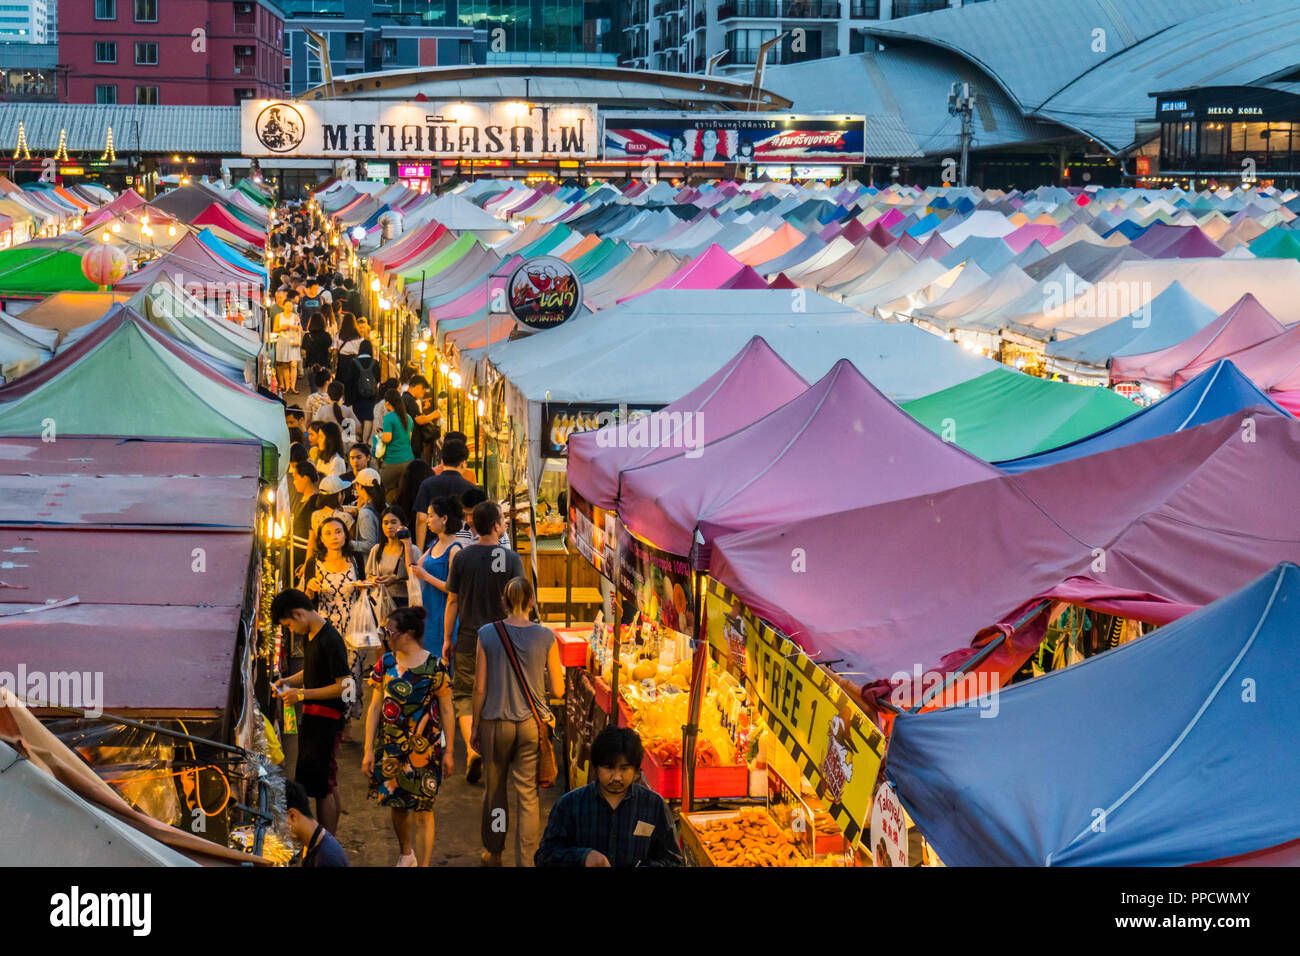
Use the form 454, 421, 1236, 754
361, 605, 455, 867
301, 516, 369, 720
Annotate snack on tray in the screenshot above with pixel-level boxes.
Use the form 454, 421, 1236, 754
693, 807, 803, 867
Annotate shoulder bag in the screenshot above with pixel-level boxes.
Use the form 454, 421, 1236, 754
493, 621, 557, 788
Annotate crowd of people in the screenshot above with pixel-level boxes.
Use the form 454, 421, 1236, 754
268, 202, 682, 869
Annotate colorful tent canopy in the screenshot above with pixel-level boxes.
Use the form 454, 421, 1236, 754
887, 563, 1300, 867
902, 366, 1140, 461
566, 336, 808, 511
0, 247, 99, 296
998, 360, 1289, 471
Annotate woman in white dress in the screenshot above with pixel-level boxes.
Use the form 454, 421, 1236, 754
274, 306, 302, 394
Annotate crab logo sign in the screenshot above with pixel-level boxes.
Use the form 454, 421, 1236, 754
507, 255, 582, 330
255, 103, 306, 153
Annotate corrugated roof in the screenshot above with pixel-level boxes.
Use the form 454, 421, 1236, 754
0, 104, 240, 154
768, 45, 1058, 158
866, 0, 1242, 113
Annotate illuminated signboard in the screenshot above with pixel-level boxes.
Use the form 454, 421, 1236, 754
397, 164, 431, 177
603, 112, 866, 164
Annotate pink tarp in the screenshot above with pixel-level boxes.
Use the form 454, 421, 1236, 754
192, 203, 264, 247
614, 358, 999, 557
371, 221, 449, 274
1110, 294, 1286, 389
736, 222, 805, 267
1005, 223, 1064, 253
115, 232, 261, 294
708, 407, 1300, 689
1132, 225, 1225, 259
617, 244, 749, 303
1175, 322, 1300, 390
567, 336, 808, 511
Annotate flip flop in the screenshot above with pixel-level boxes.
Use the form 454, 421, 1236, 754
466, 754, 483, 784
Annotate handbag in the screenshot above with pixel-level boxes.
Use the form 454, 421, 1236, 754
405, 548, 423, 608
494, 621, 557, 788
345, 587, 382, 650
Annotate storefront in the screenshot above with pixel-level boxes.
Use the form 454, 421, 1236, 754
1152, 85, 1300, 183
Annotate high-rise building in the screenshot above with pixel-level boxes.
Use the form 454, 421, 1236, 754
281, 0, 617, 97
59, 0, 285, 105
619, 0, 982, 75
1, 0, 51, 42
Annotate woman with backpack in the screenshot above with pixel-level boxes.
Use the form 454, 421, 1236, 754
351, 341, 382, 441
335, 316, 366, 404
378, 386, 416, 494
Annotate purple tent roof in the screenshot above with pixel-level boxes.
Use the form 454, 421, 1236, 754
566, 336, 807, 511
1130, 224, 1225, 259
615, 358, 999, 557
709, 407, 1300, 686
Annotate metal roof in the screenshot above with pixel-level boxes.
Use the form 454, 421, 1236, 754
0, 103, 240, 154
301, 63, 794, 110
864, 0, 1242, 113
1038, 0, 1300, 151
768, 44, 1061, 159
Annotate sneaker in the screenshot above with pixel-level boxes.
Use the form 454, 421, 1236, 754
466, 754, 483, 785
396, 851, 417, 867
479, 849, 502, 867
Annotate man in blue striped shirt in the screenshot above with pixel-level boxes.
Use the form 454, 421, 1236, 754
536, 727, 684, 867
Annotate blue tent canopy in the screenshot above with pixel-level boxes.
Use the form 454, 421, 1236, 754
996, 360, 1289, 472
886, 563, 1300, 866
196, 228, 265, 279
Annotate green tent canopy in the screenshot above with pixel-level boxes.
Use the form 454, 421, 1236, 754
235, 178, 274, 207
0, 247, 100, 296
0, 306, 287, 478
903, 366, 1140, 462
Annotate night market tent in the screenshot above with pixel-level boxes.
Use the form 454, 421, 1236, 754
707, 407, 1300, 689
998, 360, 1289, 472
1043, 282, 1219, 381
0, 247, 99, 300
1174, 320, 1300, 391
886, 562, 1300, 867
192, 203, 266, 248
0, 327, 44, 381
566, 336, 808, 511
900, 366, 1140, 462
0, 307, 287, 478
1110, 294, 1286, 390
611, 358, 999, 558
197, 228, 266, 279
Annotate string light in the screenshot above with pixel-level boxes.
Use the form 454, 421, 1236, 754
100, 125, 116, 163
53, 127, 69, 162
13, 121, 29, 160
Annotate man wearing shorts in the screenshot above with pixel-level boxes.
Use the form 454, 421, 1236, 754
273, 588, 351, 834
444, 501, 525, 784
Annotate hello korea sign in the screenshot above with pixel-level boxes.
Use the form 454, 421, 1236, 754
241, 99, 598, 160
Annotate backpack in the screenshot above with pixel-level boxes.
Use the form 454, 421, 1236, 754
356, 357, 378, 400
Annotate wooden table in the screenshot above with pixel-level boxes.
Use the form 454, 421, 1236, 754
538, 586, 603, 625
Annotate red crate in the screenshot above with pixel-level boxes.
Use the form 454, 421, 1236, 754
640, 749, 748, 801
555, 629, 590, 669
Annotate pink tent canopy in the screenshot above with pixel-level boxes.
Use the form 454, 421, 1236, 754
709, 406, 1300, 690
1005, 223, 1064, 253
81, 189, 148, 230
615, 359, 999, 557
617, 244, 748, 303
718, 265, 770, 289
1175, 322, 1300, 390
371, 221, 451, 274
567, 336, 808, 511
115, 232, 259, 294
1110, 294, 1286, 390
1131, 225, 1225, 259
192, 203, 264, 247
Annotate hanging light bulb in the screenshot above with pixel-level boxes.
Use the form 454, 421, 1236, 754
264, 489, 275, 505
111, 222, 121, 233
100, 231, 111, 243
450, 371, 462, 389
438, 362, 449, 376
370, 276, 381, 292
167, 225, 176, 236
416, 340, 428, 352
477, 398, 485, 416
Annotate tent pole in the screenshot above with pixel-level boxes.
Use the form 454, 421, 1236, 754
681, 567, 706, 813
609, 591, 622, 726
911, 599, 1050, 713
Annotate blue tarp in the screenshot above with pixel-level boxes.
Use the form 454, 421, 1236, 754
996, 360, 1288, 471
886, 563, 1300, 866
197, 228, 265, 279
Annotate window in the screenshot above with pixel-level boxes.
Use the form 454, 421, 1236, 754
95, 83, 117, 103
95, 41, 117, 62
381, 38, 397, 60
134, 0, 157, 21
234, 87, 255, 103
94, 0, 116, 18
135, 41, 158, 64
135, 85, 159, 104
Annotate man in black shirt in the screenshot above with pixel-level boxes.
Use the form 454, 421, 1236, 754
445, 501, 525, 783
272, 588, 351, 834
413, 439, 476, 548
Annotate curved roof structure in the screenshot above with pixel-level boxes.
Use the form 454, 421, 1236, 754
803, 0, 1300, 155
301, 64, 793, 112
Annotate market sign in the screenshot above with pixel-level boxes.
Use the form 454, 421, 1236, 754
603, 112, 866, 165
241, 100, 598, 160
507, 255, 583, 331
869, 782, 908, 867
397, 164, 431, 177
704, 577, 884, 847
568, 489, 697, 634
541, 402, 665, 458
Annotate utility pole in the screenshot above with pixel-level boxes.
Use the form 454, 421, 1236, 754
947, 81, 976, 186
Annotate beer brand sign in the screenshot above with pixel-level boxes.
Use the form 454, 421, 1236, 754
241, 100, 598, 160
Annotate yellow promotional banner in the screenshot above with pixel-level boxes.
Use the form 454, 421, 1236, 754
705, 579, 884, 848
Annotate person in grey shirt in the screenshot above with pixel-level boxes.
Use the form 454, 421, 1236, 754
471, 575, 564, 867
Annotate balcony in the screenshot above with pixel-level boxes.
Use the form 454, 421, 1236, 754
718, 1, 842, 20
234, 63, 257, 74
694, 9, 705, 27
848, 0, 878, 15
233, 20, 257, 34
726, 42, 837, 64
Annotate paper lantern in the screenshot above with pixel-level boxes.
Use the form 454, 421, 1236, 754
81, 244, 128, 288
349, 225, 366, 243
